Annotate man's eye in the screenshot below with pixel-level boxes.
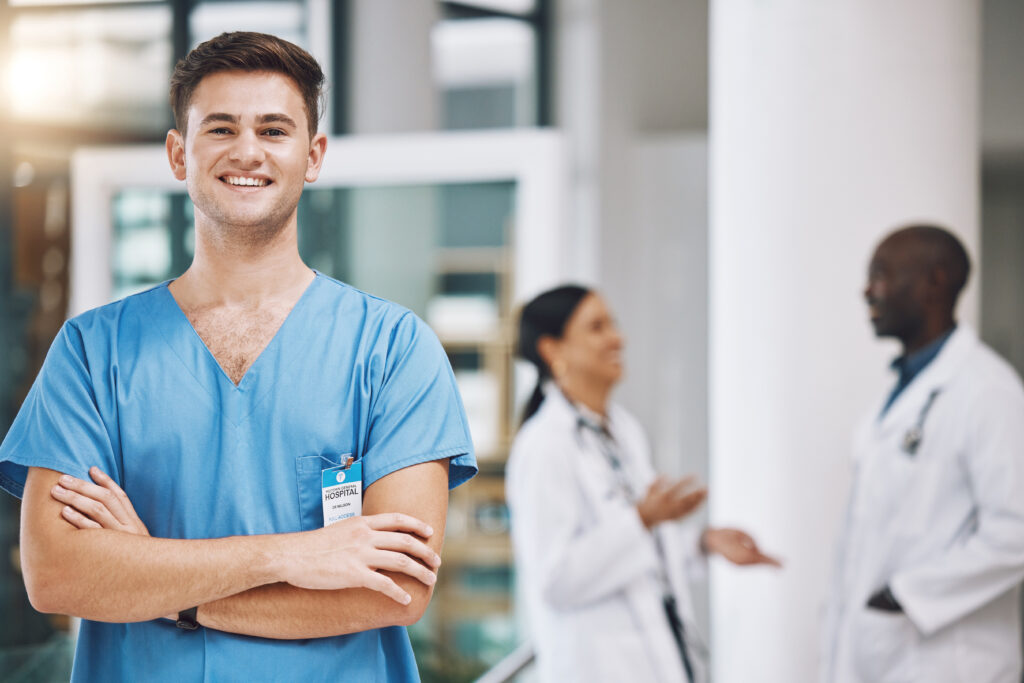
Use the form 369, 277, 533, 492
210, 128, 232, 135
264, 129, 286, 136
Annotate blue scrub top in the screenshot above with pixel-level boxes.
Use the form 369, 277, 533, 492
0, 272, 477, 682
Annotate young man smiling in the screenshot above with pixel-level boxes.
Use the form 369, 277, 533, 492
0, 32, 476, 682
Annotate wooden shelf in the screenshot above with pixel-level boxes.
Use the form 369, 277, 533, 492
443, 536, 513, 566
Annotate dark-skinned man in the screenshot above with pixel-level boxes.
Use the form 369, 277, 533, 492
821, 225, 1024, 683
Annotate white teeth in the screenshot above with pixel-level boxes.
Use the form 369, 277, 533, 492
224, 176, 268, 187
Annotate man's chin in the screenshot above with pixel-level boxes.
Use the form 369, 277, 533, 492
869, 321, 896, 339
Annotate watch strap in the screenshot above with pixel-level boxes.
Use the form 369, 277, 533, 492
176, 606, 200, 630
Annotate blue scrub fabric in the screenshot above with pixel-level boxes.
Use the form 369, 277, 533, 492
0, 272, 477, 682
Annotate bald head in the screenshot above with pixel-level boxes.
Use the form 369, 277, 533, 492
865, 224, 969, 352
880, 225, 970, 304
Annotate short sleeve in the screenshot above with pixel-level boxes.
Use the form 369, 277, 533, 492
361, 312, 476, 490
0, 322, 120, 498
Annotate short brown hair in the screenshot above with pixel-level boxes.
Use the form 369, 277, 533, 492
170, 31, 325, 138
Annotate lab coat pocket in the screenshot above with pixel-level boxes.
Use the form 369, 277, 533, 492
851, 608, 919, 682
294, 453, 349, 531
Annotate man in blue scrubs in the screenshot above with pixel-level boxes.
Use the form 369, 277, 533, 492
0, 32, 476, 682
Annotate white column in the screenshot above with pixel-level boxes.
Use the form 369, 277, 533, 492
347, 0, 438, 133
709, 2, 979, 682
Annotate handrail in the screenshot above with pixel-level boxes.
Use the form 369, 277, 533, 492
473, 641, 535, 683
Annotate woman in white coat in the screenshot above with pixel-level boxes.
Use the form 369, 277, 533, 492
506, 285, 779, 683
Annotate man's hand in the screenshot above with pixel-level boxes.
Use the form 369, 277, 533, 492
51, 467, 150, 535
701, 527, 782, 567
270, 514, 439, 604
636, 475, 708, 529
50, 467, 441, 606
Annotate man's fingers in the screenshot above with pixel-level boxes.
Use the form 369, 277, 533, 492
364, 512, 434, 539
56, 474, 129, 526
374, 531, 441, 568
369, 550, 438, 587
60, 505, 102, 530
89, 467, 134, 512
51, 484, 119, 528
362, 570, 413, 605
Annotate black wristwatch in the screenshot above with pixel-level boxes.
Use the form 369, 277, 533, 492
176, 606, 200, 630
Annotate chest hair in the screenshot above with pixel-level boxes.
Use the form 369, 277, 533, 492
185, 303, 294, 385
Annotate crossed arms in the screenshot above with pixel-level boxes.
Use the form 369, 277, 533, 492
20, 459, 448, 639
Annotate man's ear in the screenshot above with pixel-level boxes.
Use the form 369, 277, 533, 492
304, 132, 328, 183
926, 265, 952, 304
166, 130, 187, 181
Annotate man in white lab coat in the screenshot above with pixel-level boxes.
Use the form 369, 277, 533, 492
822, 225, 1024, 682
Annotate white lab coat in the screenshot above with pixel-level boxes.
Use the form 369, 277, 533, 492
506, 387, 707, 683
822, 324, 1024, 683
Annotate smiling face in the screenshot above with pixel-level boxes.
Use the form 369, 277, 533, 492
552, 293, 625, 388
166, 70, 326, 246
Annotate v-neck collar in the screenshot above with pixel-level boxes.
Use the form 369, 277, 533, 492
150, 271, 322, 425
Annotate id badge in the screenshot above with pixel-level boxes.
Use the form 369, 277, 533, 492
321, 457, 362, 526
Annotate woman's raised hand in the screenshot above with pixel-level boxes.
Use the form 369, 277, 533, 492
636, 475, 707, 529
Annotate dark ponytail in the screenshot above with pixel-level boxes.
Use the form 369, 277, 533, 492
516, 285, 591, 425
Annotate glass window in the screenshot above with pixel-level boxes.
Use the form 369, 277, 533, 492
189, 1, 305, 47
442, 0, 536, 15
10, 0, 160, 5
432, 18, 537, 130
7, 6, 172, 133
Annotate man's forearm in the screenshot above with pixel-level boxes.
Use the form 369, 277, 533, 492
197, 571, 433, 639
22, 468, 288, 621
23, 467, 439, 623
26, 529, 285, 622
196, 460, 451, 639
25, 459, 449, 631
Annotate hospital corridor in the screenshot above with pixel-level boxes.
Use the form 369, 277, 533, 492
1, 1, 1024, 682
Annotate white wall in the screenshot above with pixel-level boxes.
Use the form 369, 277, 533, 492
556, 0, 710, 464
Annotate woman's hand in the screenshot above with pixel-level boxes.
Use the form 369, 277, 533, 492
701, 527, 781, 567
50, 466, 150, 536
636, 475, 708, 529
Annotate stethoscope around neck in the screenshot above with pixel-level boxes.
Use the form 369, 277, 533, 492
901, 388, 942, 456
572, 408, 639, 500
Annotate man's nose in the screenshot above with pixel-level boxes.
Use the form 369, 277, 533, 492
228, 130, 266, 166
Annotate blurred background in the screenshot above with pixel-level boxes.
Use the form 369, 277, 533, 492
1, 1, 1024, 681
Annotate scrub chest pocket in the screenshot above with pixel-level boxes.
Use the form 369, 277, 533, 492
295, 453, 351, 530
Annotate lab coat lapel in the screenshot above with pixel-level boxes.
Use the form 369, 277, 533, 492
875, 325, 977, 437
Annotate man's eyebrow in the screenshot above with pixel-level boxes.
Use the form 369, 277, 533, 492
257, 113, 298, 128
196, 113, 298, 128
198, 112, 239, 127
